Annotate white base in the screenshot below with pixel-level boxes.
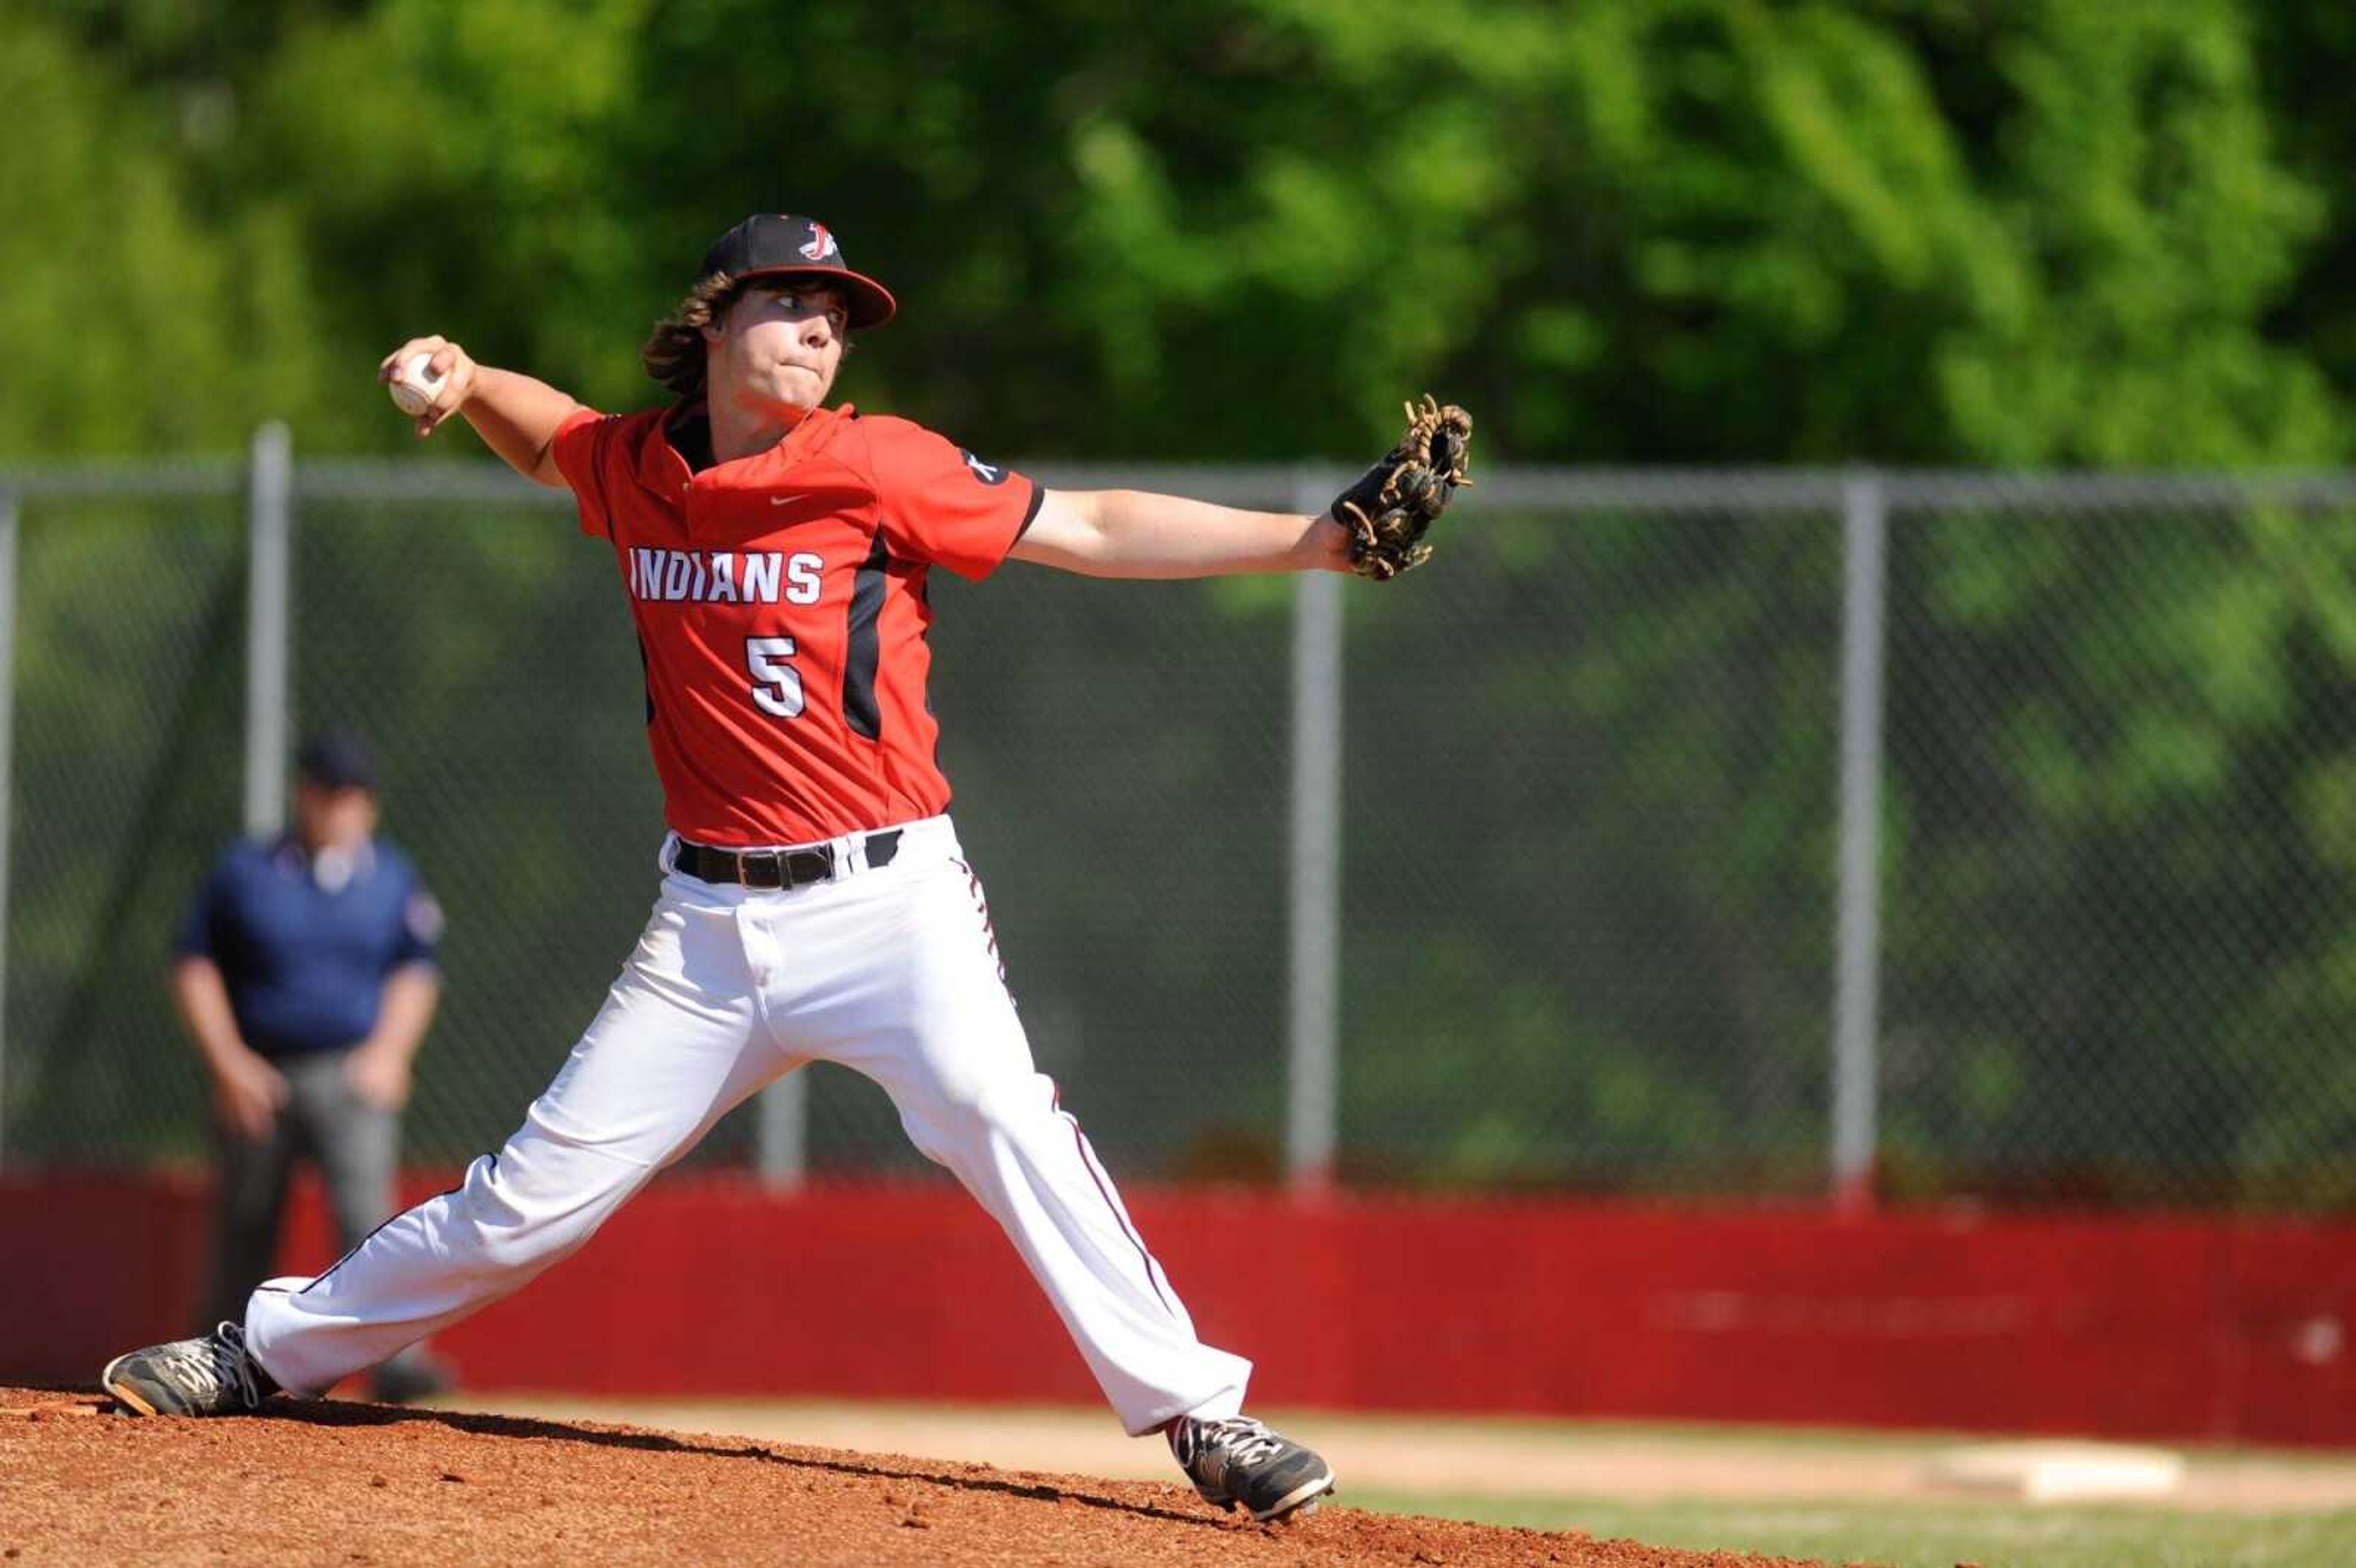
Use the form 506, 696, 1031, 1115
1927, 1441, 2187, 1504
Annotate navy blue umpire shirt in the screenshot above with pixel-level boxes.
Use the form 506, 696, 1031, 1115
175, 838, 444, 1059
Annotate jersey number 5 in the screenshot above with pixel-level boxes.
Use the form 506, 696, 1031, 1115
745, 636, 804, 719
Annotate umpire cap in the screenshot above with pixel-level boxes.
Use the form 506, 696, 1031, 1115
701, 215, 897, 330
296, 731, 377, 793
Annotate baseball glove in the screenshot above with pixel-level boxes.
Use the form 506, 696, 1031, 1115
1330, 395, 1474, 581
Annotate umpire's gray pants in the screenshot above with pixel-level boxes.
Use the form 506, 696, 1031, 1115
201, 1049, 399, 1333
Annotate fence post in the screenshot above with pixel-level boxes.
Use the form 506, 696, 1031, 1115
1833, 471, 1888, 1212
244, 423, 293, 840
0, 493, 17, 1170
756, 1072, 806, 1190
1286, 471, 1344, 1195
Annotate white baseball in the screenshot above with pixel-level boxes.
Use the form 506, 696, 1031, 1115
389, 353, 447, 417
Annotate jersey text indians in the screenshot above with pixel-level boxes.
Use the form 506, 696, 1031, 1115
626, 547, 825, 606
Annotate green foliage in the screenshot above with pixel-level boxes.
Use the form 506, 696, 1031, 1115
0, 7, 312, 453
8, 0, 2350, 464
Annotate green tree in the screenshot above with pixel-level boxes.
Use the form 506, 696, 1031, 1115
0, 4, 331, 454
12, 0, 2346, 465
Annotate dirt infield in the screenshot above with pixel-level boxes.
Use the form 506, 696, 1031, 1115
438, 1393, 2356, 1515
0, 1386, 1822, 1567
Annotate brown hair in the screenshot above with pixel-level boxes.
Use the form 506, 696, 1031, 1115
641, 273, 858, 398
641, 271, 742, 398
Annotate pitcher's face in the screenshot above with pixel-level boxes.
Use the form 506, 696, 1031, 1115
706, 282, 850, 415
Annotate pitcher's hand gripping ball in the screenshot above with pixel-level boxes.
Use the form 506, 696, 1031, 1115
1330, 394, 1474, 581
387, 353, 447, 418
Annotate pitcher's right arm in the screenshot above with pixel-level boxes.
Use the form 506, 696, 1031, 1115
377, 337, 585, 488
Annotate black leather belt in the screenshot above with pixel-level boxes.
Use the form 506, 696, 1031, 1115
673, 830, 902, 890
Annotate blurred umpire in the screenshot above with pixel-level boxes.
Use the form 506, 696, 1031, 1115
171, 732, 453, 1402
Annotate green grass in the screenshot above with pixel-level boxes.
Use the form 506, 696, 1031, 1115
1349, 1489, 2356, 1568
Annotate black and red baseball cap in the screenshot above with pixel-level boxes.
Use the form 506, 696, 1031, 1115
701, 214, 897, 329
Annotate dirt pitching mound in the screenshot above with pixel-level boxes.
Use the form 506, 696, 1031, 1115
0, 1386, 1825, 1566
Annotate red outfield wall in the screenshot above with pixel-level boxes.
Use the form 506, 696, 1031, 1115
7, 1170, 2354, 1445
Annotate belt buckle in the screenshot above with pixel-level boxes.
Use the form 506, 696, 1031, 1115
738, 851, 785, 890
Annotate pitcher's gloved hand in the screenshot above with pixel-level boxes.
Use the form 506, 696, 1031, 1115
1329, 395, 1474, 581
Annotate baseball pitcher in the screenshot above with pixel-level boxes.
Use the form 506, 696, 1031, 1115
102, 213, 1469, 1524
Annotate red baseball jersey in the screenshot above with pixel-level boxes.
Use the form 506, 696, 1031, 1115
552, 402, 1042, 847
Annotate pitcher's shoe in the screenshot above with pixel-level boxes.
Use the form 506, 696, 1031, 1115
1168, 1414, 1336, 1522
101, 1323, 279, 1417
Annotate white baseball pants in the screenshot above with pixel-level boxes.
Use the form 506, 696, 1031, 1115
243, 815, 1251, 1435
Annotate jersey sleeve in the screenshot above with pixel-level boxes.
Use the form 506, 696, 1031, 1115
862, 418, 1044, 580
550, 407, 620, 539
391, 883, 445, 970
174, 853, 231, 960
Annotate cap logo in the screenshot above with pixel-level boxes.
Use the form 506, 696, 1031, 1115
799, 223, 838, 262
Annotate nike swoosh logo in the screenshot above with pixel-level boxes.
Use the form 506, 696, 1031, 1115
769, 493, 812, 507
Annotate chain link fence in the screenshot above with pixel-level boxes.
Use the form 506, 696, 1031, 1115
1333, 491, 1842, 1190
6, 453, 2356, 1208
1876, 479, 2356, 1207
4, 469, 246, 1166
